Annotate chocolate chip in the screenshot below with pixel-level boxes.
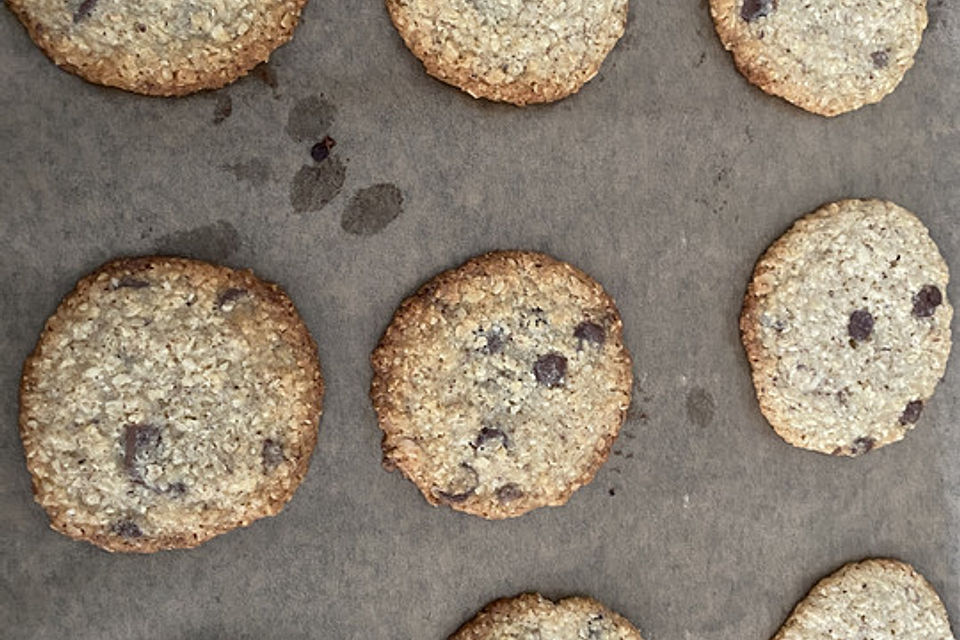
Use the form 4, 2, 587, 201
534, 353, 567, 388
73, 0, 98, 22
912, 285, 942, 318
124, 423, 161, 482
848, 309, 874, 341
112, 520, 142, 538
871, 50, 889, 68
899, 400, 923, 425
262, 439, 284, 470
114, 276, 149, 289
217, 287, 247, 309
495, 483, 523, 503
481, 326, 506, 354
136, 23, 146, 33
740, 0, 775, 21
473, 427, 509, 450
574, 321, 605, 348
435, 463, 478, 504
850, 436, 876, 456
310, 136, 336, 162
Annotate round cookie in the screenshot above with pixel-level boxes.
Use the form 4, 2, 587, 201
371, 251, 633, 519
450, 593, 646, 640
20, 256, 324, 552
7, 0, 308, 95
709, 0, 928, 116
386, 0, 628, 105
741, 199, 952, 456
773, 559, 955, 640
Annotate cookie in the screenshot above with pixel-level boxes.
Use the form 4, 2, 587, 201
7, 0, 307, 95
385, 0, 628, 105
450, 593, 645, 640
19, 256, 323, 552
371, 251, 633, 519
741, 199, 952, 456
709, 0, 928, 116
773, 559, 955, 640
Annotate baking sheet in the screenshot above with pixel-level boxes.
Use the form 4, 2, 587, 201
1, 1, 959, 638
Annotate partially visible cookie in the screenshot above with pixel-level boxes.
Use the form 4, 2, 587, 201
451, 593, 645, 640
773, 559, 955, 640
386, 0, 628, 105
371, 251, 633, 519
741, 199, 952, 456
20, 256, 324, 552
7, 0, 308, 95
709, 0, 928, 116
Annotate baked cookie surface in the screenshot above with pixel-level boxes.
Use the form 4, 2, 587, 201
741, 199, 951, 456
386, 0, 628, 105
773, 559, 955, 640
371, 251, 632, 518
450, 593, 645, 640
7, 0, 308, 95
709, 0, 928, 116
20, 257, 324, 552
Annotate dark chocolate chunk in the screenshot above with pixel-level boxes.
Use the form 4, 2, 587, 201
847, 309, 874, 341
850, 436, 876, 456
310, 136, 336, 163
482, 326, 506, 354
473, 426, 509, 450
534, 353, 567, 388
899, 400, 923, 425
912, 285, 942, 318
495, 483, 523, 503
115, 276, 149, 289
112, 520, 142, 538
740, 0, 775, 22
574, 321, 605, 348
262, 439, 284, 470
435, 463, 478, 504
871, 50, 889, 68
73, 0, 98, 23
124, 423, 161, 481
217, 287, 247, 309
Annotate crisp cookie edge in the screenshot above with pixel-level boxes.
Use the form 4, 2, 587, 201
19, 255, 324, 552
740, 199, 952, 457
370, 250, 634, 519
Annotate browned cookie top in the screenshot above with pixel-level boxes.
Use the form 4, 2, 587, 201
371, 251, 633, 519
450, 593, 646, 640
20, 257, 323, 552
7, 0, 307, 95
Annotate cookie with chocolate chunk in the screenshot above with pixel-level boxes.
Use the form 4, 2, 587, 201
20, 256, 323, 552
7, 0, 307, 95
386, 0, 628, 105
772, 559, 955, 640
710, 0, 928, 116
371, 251, 633, 519
741, 199, 952, 456
450, 593, 645, 640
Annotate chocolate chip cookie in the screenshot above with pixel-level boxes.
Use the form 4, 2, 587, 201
386, 0, 628, 105
710, 0, 928, 116
7, 0, 307, 95
450, 593, 646, 640
371, 251, 633, 518
773, 559, 955, 640
20, 257, 323, 552
741, 199, 952, 456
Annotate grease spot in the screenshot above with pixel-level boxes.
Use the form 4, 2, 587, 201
154, 221, 241, 263
686, 387, 715, 428
250, 62, 279, 97
286, 95, 336, 142
220, 158, 271, 186
289, 158, 346, 213
212, 95, 232, 124
340, 184, 403, 235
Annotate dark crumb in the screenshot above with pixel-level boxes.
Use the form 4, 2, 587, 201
310, 136, 337, 162
608, 488, 616, 496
